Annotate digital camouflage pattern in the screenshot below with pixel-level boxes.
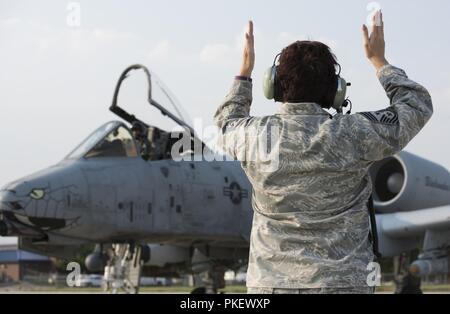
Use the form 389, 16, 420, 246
214, 64, 433, 290
247, 286, 375, 294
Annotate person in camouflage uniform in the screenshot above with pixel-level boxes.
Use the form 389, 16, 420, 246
214, 12, 433, 294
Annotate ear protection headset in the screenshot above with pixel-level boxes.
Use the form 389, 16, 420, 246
263, 52, 352, 114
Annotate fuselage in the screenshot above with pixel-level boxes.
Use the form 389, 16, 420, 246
2, 121, 450, 264
0, 156, 253, 247
0, 121, 253, 249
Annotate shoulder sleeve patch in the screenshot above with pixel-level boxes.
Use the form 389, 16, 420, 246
358, 108, 399, 125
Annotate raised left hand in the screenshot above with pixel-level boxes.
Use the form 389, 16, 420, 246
239, 20, 255, 78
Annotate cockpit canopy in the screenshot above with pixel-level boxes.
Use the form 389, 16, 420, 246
66, 121, 138, 159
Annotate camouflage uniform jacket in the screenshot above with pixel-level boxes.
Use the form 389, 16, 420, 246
214, 65, 433, 288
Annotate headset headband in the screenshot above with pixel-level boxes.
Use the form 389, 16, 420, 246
263, 49, 351, 114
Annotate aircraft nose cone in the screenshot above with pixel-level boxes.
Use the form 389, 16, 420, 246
0, 190, 14, 211
0, 188, 26, 212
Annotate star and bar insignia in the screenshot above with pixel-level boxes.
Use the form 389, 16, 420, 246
223, 182, 249, 205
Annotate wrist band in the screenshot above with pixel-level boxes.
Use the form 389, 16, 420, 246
235, 76, 253, 82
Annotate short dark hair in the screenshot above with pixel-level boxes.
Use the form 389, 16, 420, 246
276, 41, 338, 108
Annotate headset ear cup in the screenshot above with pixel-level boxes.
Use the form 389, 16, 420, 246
273, 67, 281, 102
263, 66, 276, 100
332, 77, 347, 112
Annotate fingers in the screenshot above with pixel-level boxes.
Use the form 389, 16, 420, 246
371, 10, 377, 35
372, 10, 383, 34
379, 11, 384, 39
247, 20, 254, 44
248, 20, 253, 36
371, 11, 376, 34
362, 24, 370, 46
240, 20, 255, 76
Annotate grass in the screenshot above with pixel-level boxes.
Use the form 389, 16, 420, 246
2, 283, 450, 293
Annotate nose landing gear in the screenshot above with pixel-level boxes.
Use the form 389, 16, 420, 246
102, 243, 143, 294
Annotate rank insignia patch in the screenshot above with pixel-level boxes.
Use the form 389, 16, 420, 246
358, 108, 399, 125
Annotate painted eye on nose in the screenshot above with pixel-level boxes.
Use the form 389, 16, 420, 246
29, 189, 45, 200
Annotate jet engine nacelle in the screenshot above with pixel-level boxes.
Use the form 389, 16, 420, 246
370, 151, 450, 213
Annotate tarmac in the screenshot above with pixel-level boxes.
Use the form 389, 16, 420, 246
0, 283, 449, 294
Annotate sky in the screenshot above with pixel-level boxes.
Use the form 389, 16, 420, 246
1, 0, 450, 186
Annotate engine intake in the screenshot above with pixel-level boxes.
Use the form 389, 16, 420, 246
369, 151, 450, 213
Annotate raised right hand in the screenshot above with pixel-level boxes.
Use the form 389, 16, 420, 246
362, 10, 389, 71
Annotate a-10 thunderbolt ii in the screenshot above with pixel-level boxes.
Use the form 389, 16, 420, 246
0, 65, 449, 294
